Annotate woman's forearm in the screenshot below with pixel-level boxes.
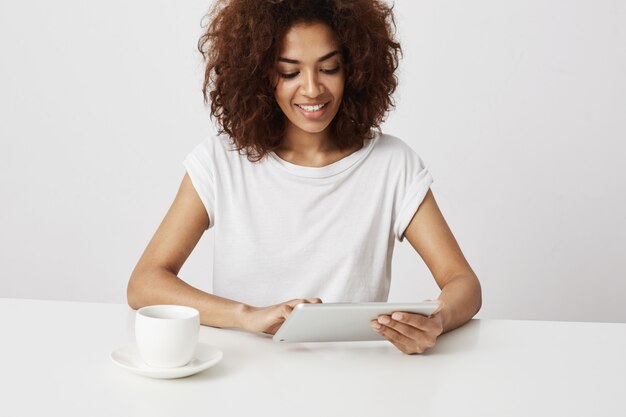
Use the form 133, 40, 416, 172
127, 267, 249, 329
437, 273, 482, 333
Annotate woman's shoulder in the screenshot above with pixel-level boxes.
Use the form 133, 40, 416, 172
189, 132, 241, 159
372, 130, 423, 158
368, 130, 430, 175
198, 131, 235, 150
183, 133, 241, 180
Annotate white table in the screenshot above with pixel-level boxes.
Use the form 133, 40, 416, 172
1, 298, 624, 416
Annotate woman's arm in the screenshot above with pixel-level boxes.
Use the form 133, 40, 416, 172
127, 173, 247, 328
404, 188, 482, 329
371, 189, 482, 353
437, 271, 482, 333
127, 173, 319, 333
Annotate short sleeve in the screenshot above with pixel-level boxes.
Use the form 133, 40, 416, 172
182, 139, 216, 230
392, 145, 434, 242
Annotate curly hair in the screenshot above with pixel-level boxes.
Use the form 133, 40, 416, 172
197, 0, 402, 162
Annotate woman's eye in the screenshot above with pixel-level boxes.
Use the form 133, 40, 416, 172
279, 72, 299, 79
321, 66, 340, 74
278, 66, 341, 79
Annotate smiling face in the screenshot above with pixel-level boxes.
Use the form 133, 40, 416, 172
273, 22, 345, 142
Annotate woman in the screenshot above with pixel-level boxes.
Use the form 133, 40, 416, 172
127, 0, 482, 355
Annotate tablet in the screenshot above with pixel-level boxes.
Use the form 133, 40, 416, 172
272, 301, 440, 343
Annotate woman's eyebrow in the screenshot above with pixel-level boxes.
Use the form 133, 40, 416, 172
278, 50, 339, 64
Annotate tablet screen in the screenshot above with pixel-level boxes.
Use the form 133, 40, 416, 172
273, 302, 440, 343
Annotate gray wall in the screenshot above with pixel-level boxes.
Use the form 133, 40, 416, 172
1, 0, 624, 323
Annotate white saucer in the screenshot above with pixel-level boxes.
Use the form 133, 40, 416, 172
110, 342, 223, 379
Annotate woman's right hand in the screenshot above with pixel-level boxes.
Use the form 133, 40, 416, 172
242, 298, 323, 335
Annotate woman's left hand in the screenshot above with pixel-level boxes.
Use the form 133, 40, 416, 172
370, 301, 445, 355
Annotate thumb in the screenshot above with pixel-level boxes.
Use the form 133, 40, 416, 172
279, 303, 296, 320
284, 298, 306, 307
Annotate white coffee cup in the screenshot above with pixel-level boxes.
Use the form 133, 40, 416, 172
135, 305, 200, 368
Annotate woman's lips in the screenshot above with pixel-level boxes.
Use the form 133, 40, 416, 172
294, 101, 330, 120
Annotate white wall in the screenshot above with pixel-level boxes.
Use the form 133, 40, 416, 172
1, 1, 624, 323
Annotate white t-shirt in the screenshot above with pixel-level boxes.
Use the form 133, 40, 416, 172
183, 129, 433, 307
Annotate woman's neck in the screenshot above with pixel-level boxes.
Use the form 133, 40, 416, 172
278, 124, 336, 155
274, 124, 361, 168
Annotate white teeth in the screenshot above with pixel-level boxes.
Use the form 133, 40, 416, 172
297, 103, 326, 112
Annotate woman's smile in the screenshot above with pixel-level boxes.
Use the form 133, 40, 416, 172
294, 101, 331, 119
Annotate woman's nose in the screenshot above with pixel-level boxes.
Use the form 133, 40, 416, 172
301, 70, 323, 98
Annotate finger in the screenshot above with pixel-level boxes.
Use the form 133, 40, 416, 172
266, 321, 283, 335
304, 298, 323, 304
383, 333, 410, 354
377, 315, 423, 340
390, 311, 434, 332
371, 320, 407, 351
263, 321, 282, 335
284, 299, 306, 308
374, 315, 439, 350
373, 323, 418, 354
277, 304, 296, 320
